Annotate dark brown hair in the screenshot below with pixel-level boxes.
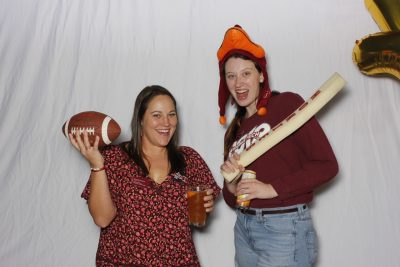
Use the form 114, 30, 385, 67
123, 85, 185, 175
222, 54, 261, 160
222, 54, 279, 159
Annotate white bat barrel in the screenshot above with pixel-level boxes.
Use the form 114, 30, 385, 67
222, 72, 346, 182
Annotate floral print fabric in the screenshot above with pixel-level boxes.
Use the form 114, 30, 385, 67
82, 145, 220, 267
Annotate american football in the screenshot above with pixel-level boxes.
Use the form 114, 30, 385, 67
62, 111, 121, 147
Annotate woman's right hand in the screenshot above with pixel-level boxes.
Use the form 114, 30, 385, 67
68, 130, 104, 168
220, 153, 244, 194
70, 130, 116, 228
220, 153, 244, 176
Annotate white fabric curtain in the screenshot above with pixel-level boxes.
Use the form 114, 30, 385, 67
1, 0, 399, 266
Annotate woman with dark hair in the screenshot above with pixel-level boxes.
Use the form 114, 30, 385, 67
69, 85, 220, 266
217, 25, 338, 267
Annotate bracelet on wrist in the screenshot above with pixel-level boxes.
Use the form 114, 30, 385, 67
91, 166, 105, 172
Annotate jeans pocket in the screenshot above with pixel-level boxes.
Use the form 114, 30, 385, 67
259, 217, 296, 266
306, 226, 318, 264
294, 217, 318, 266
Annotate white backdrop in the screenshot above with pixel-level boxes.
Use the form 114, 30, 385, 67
1, 0, 400, 266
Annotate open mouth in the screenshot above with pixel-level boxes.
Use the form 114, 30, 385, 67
236, 90, 249, 101
156, 129, 170, 136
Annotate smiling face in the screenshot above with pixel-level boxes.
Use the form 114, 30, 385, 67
224, 57, 264, 117
141, 95, 178, 150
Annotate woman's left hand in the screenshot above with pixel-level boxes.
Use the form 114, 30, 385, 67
236, 179, 278, 201
203, 189, 215, 213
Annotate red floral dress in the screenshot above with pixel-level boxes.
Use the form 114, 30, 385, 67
82, 145, 221, 267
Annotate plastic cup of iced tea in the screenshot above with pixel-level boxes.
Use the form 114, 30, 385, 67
187, 185, 207, 227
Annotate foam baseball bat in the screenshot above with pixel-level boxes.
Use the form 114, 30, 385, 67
222, 72, 346, 182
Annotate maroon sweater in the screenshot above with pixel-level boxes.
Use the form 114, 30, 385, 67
222, 92, 338, 209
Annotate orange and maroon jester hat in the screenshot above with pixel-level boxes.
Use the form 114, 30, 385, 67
217, 25, 272, 125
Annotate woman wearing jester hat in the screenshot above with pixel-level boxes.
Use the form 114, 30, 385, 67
218, 25, 338, 267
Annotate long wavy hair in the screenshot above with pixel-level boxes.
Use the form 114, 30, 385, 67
123, 85, 185, 175
222, 54, 278, 160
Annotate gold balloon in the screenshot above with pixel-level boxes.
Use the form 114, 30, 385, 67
353, 0, 400, 81
353, 31, 400, 80
365, 0, 400, 31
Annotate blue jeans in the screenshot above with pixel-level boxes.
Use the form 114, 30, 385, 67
234, 204, 318, 267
